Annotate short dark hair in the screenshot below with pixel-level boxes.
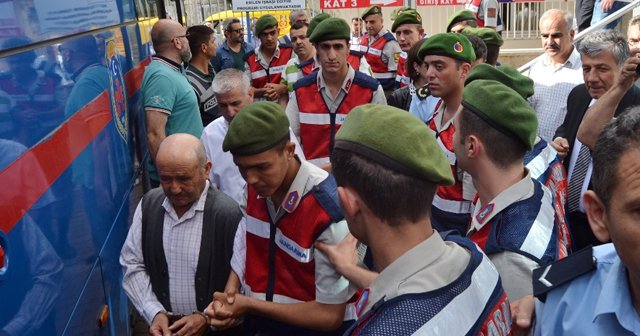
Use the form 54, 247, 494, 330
591, 107, 640, 207
187, 25, 214, 57
406, 38, 428, 81
351, 17, 362, 22
332, 149, 437, 225
485, 44, 500, 66
290, 21, 309, 31
466, 34, 487, 63
458, 107, 526, 168
224, 18, 241, 31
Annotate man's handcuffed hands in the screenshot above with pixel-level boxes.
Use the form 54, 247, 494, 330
205, 288, 247, 330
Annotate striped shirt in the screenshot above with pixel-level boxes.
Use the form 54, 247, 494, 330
185, 63, 220, 124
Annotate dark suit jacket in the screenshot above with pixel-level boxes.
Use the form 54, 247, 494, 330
554, 83, 640, 172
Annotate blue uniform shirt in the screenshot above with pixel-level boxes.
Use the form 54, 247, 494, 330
535, 243, 640, 335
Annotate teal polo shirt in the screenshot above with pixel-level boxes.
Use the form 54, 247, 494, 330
142, 56, 203, 180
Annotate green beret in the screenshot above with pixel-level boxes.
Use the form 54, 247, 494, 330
255, 14, 278, 36
334, 104, 454, 185
462, 27, 504, 46
465, 64, 534, 99
446, 9, 476, 32
462, 80, 538, 150
418, 33, 475, 63
391, 9, 422, 33
391, 7, 410, 21
309, 17, 351, 43
307, 13, 331, 37
223, 102, 290, 156
361, 5, 382, 20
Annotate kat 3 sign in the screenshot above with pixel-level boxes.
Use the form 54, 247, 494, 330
321, 0, 403, 10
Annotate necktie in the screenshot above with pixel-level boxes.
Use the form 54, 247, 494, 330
567, 144, 591, 213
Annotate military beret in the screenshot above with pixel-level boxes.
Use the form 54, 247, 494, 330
307, 13, 330, 37
223, 102, 290, 156
391, 7, 410, 21
465, 64, 534, 99
418, 33, 475, 63
391, 9, 422, 33
462, 80, 538, 150
334, 104, 454, 185
462, 27, 504, 46
446, 9, 476, 32
309, 17, 351, 43
361, 5, 382, 20
255, 14, 278, 36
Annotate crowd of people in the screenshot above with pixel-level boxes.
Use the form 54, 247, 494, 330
119, 6, 640, 336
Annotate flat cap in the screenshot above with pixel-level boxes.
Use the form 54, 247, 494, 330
223, 102, 290, 156
361, 5, 382, 20
465, 64, 534, 99
309, 17, 351, 43
391, 9, 422, 33
307, 13, 331, 37
462, 80, 538, 150
255, 14, 278, 36
418, 33, 475, 63
334, 104, 454, 185
462, 27, 504, 46
446, 9, 476, 32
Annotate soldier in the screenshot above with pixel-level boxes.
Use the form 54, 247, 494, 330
391, 9, 425, 88
286, 17, 385, 170
244, 14, 293, 103
330, 104, 511, 336
359, 5, 402, 94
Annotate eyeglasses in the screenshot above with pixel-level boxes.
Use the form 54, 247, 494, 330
230, 28, 244, 34
174, 33, 190, 40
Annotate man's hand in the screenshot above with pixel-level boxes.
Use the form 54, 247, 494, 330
601, 0, 614, 12
149, 312, 171, 336
206, 289, 245, 330
168, 314, 209, 336
315, 233, 359, 277
617, 48, 640, 91
551, 137, 569, 159
510, 295, 536, 336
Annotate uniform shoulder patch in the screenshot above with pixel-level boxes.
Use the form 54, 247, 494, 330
532, 246, 596, 302
293, 72, 319, 90
353, 71, 380, 90
383, 31, 397, 41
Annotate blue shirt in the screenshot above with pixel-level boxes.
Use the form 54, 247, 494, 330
535, 243, 640, 335
212, 41, 249, 72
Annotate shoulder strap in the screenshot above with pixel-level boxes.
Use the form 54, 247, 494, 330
293, 71, 318, 90
353, 71, 380, 91
533, 246, 595, 302
310, 174, 344, 224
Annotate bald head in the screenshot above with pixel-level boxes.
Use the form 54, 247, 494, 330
156, 133, 207, 169
151, 19, 187, 53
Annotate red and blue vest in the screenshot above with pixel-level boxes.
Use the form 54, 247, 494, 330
293, 71, 378, 166
244, 44, 293, 89
244, 176, 344, 303
395, 52, 409, 88
347, 50, 365, 72
359, 31, 397, 90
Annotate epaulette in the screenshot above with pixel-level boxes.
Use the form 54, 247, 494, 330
349, 50, 364, 58
353, 71, 380, 90
293, 71, 318, 90
532, 246, 596, 302
278, 42, 293, 49
382, 31, 396, 42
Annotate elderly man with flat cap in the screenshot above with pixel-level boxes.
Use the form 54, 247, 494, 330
392, 9, 425, 88
454, 72, 568, 302
329, 104, 510, 335
244, 14, 293, 104
286, 17, 385, 170
206, 102, 356, 335
359, 5, 402, 93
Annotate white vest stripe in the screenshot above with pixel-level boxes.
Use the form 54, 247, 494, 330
367, 48, 383, 56
246, 215, 315, 263
413, 252, 501, 335
527, 145, 556, 180
373, 72, 396, 79
432, 194, 473, 214
437, 136, 457, 165
520, 186, 555, 260
251, 69, 267, 79
308, 157, 330, 166
269, 65, 286, 74
299, 112, 348, 125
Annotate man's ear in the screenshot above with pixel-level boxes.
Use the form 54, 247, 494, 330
338, 186, 361, 220
583, 190, 611, 243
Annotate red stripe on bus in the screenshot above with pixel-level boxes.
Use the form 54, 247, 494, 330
0, 93, 112, 234
0, 58, 150, 234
